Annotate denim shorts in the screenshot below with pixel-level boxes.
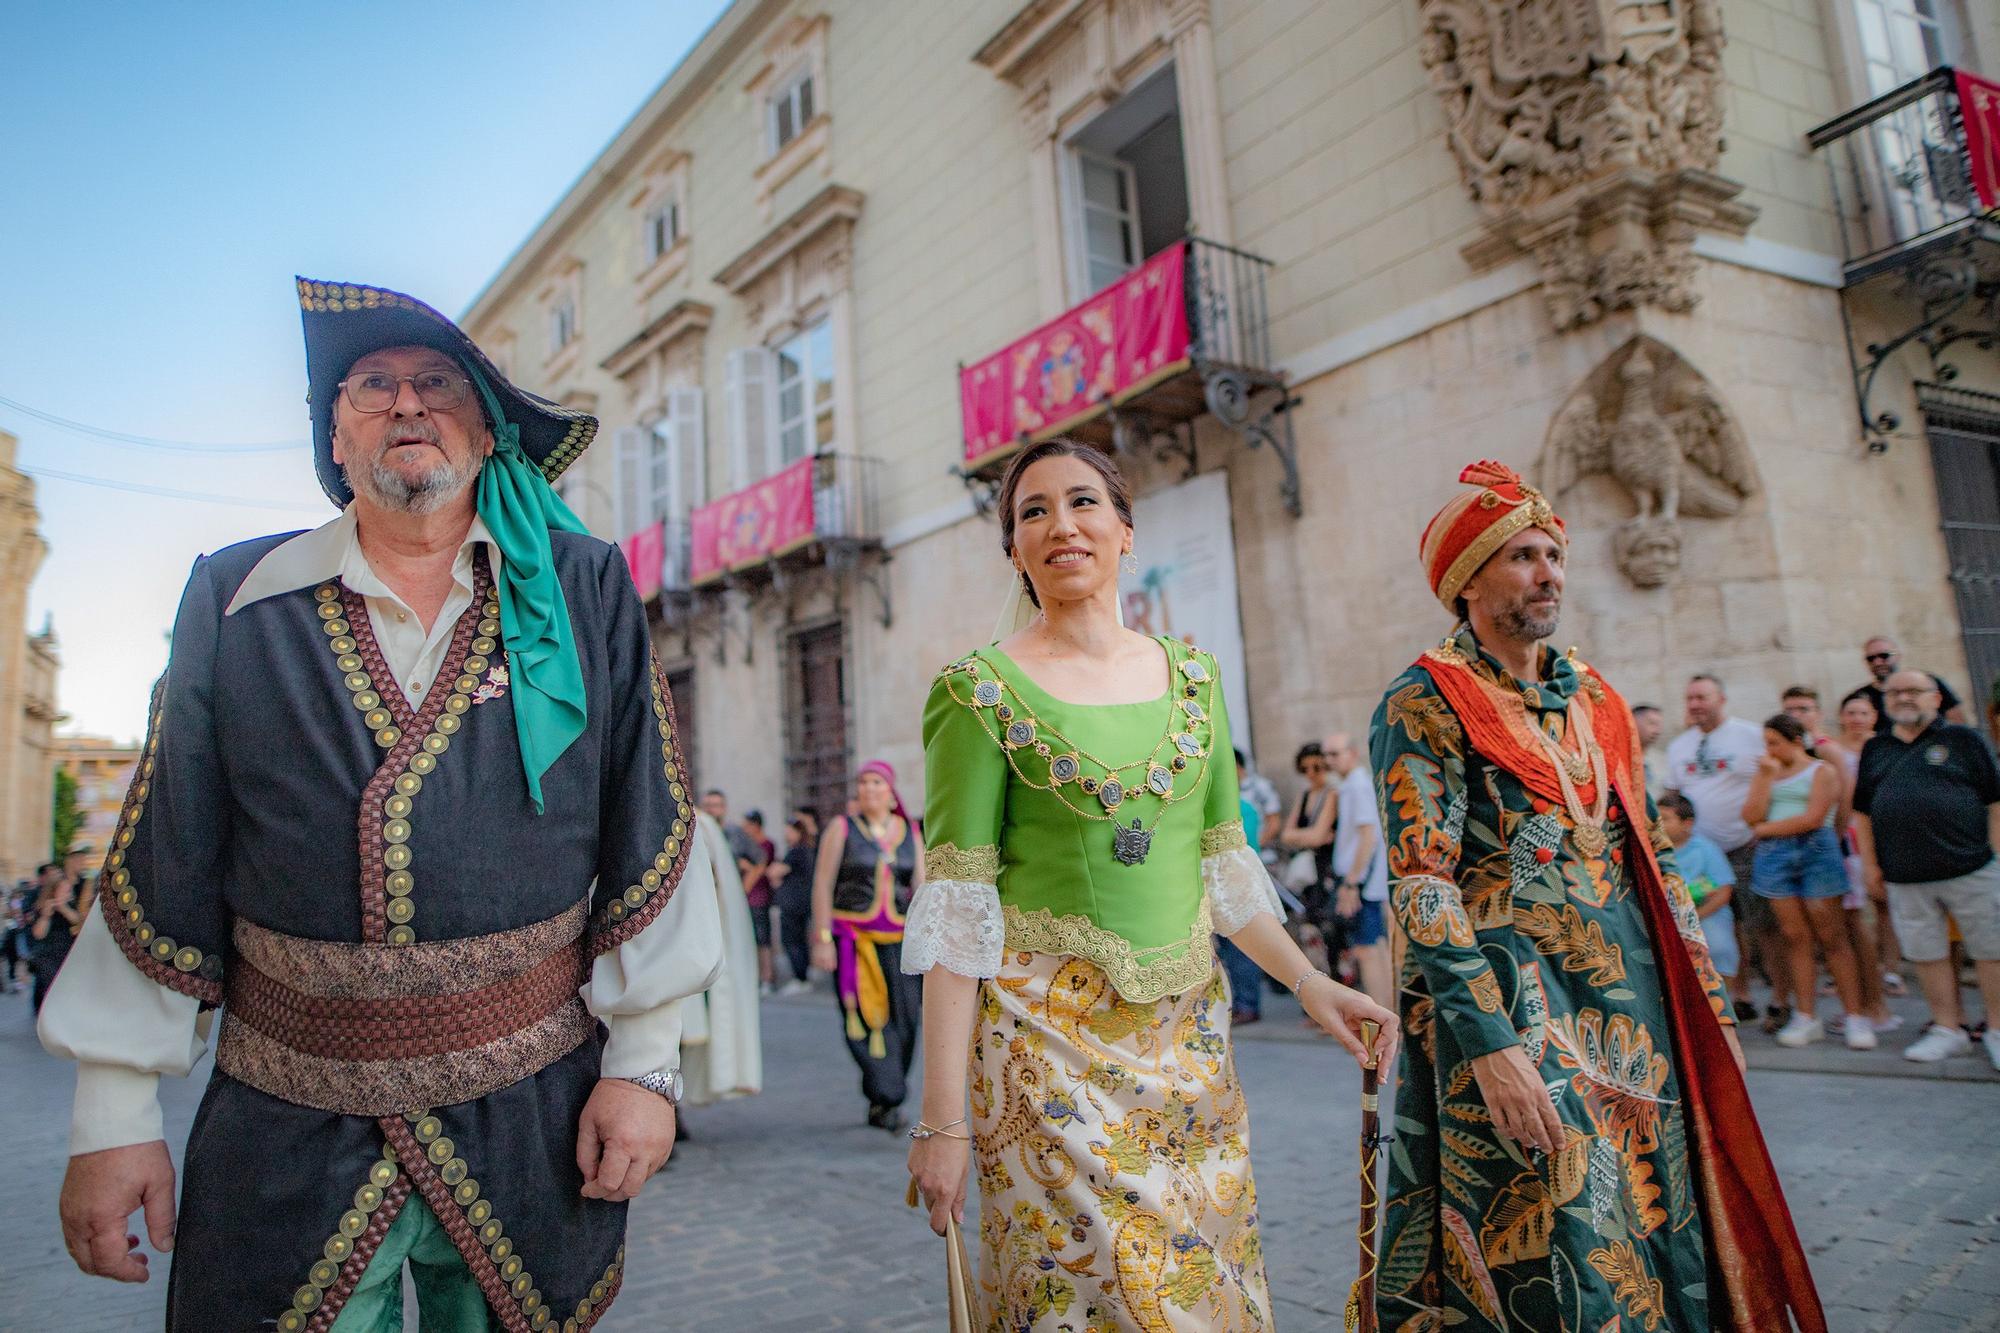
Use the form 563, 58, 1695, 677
1349, 897, 1386, 946
1752, 827, 1849, 900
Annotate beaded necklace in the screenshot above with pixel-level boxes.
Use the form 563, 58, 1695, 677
943, 645, 1217, 866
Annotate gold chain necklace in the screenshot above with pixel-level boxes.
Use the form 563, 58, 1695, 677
1530, 696, 1609, 856
945, 649, 1217, 865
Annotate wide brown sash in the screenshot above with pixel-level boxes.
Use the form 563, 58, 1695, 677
216, 902, 595, 1116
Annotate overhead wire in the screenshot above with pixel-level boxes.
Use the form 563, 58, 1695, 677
24, 466, 324, 514
0, 392, 308, 454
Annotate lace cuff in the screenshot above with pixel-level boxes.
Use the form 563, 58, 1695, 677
901, 879, 1005, 978
1204, 844, 1282, 935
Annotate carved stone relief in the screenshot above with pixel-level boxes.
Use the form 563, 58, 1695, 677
1539, 334, 1756, 587
1419, 0, 1758, 329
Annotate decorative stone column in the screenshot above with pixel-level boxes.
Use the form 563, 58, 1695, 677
1168, 0, 1232, 246
1021, 86, 1067, 317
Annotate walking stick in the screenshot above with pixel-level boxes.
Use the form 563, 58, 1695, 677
1345, 1019, 1386, 1333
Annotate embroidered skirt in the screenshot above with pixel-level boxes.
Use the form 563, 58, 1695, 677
971, 950, 1271, 1332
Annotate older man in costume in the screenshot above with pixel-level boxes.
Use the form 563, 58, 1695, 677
1368, 461, 1823, 1332
39, 278, 722, 1331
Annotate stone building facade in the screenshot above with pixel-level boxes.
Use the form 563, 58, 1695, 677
0, 429, 59, 883
464, 0, 2000, 819
50, 735, 142, 863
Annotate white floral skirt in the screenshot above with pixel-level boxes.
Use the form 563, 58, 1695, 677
970, 950, 1272, 1332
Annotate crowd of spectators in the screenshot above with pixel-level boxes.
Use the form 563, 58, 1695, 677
1639, 637, 1998, 1068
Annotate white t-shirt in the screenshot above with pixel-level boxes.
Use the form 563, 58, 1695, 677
1332, 763, 1390, 902
1664, 718, 1766, 852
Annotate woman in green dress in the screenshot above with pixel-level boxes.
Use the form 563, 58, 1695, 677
903, 440, 1399, 1331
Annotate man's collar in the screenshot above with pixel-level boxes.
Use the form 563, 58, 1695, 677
1889, 716, 1944, 744
1451, 622, 1575, 702
224, 504, 495, 615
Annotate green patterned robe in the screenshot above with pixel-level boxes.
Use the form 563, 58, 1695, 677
1369, 626, 1734, 1333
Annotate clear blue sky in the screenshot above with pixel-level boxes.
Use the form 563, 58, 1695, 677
3, 0, 730, 742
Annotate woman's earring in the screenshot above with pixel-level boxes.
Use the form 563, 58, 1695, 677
1121, 551, 1139, 575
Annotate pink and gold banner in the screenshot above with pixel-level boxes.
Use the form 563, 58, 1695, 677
620, 519, 665, 601
690, 455, 817, 584
960, 240, 1191, 469
1958, 70, 2000, 211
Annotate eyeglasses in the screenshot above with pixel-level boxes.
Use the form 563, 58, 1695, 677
339, 369, 472, 414
1865, 652, 1896, 663
1883, 687, 1936, 698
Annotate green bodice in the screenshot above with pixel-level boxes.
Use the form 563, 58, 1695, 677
920, 637, 1245, 1002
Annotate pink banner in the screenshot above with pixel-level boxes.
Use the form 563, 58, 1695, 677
620, 520, 664, 601
690, 455, 817, 584
1958, 70, 2000, 211
960, 241, 1191, 469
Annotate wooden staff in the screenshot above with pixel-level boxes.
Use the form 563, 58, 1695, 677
1345, 1019, 1384, 1333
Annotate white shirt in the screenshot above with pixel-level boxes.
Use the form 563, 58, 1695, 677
40, 505, 725, 1154
1664, 717, 1766, 852
1332, 763, 1390, 902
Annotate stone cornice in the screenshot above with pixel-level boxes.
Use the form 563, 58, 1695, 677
712, 184, 863, 295
600, 300, 715, 380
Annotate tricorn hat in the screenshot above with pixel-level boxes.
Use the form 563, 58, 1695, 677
296, 277, 596, 507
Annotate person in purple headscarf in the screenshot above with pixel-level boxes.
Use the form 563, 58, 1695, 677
810, 760, 927, 1130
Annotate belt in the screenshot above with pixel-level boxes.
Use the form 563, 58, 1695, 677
216, 901, 595, 1116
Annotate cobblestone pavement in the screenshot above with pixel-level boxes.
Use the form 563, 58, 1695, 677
4, 981, 1996, 1332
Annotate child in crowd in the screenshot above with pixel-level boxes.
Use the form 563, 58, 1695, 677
1659, 792, 1739, 984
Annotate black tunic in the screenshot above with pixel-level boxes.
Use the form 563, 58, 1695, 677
95, 529, 697, 1332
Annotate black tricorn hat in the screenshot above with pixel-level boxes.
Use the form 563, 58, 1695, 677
296, 277, 596, 507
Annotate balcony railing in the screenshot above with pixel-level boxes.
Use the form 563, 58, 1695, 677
957, 234, 1299, 512
1807, 66, 2000, 283
689, 452, 880, 586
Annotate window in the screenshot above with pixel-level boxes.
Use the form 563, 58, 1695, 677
769, 69, 816, 153
1061, 64, 1190, 300
547, 295, 577, 356
1075, 152, 1141, 295
1851, 0, 1967, 95
615, 389, 706, 538
643, 197, 681, 265
773, 320, 834, 468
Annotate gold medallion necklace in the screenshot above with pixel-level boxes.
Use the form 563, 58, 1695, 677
1531, 696, 1609, 856
944, 647, 1217, 865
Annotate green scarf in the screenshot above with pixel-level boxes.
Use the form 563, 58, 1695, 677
468, 367, 589, 813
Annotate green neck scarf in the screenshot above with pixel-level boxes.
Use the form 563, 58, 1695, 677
467, 367, 589, 813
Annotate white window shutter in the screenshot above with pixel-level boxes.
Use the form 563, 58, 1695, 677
725, 347, 770, 489
612, 426, 646, 538
666, 387, 705, 512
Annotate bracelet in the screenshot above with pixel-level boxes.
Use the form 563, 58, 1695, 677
817, 926, 833, 944
1289, 968, 1326, 997
908, 1117, 970, 1141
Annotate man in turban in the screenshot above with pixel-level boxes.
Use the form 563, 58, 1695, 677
39, 278, 723, 1330
1367, 461, 1823, 1332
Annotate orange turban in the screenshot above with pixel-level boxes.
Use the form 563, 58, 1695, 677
1419, 460, 1566, 614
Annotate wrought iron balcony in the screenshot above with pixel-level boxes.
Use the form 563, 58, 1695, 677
1806, 67, 2000, 449
1807, 66, 1999, 283
956, 235, 1300, 514
687, 452, 884, 610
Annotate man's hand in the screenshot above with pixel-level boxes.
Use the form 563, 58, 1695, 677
1863, 862, 1886, 901
576, 1079, 676, 1203
59, 1141, 176, 1282
1469, 1046, 1563, 1154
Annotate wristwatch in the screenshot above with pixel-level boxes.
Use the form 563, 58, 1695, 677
620, 1068, 684, 1105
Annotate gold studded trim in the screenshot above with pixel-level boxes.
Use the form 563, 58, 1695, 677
380, 1116, 625, 1333
537, 417, 597, 487
96, 674, 223, 1004
296, 279, 420, 315
271, 1141, 411, 1333
1001, 896, 1215, 1005
590, 652, 697, 953
330, 556, 495, 946
1198, 820, 1248, 857
924, 841, 999, 883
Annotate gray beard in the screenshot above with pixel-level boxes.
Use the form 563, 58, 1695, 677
346, 435, 481, 515
1498, 600, 1560, 644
